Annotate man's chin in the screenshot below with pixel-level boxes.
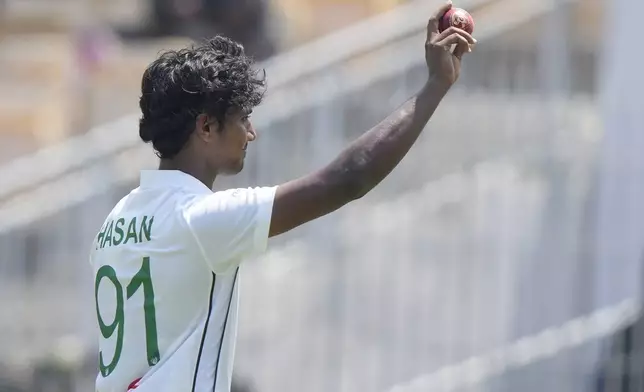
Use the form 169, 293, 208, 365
221, 161, 244, 176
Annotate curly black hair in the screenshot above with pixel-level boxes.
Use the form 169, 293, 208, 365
139, 36, 266, 159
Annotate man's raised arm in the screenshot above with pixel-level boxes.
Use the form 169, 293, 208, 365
269, 1, 476, 237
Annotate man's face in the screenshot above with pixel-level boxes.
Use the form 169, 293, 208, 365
206, 109, 256, 175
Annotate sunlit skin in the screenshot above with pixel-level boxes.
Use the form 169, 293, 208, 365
159, 109, 256, 187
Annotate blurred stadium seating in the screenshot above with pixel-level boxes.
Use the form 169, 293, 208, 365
0, 0, 628, 391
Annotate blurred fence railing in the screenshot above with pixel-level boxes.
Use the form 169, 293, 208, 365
0, 0, 586, 233
0, 0, 614, 391
0, 0, 494, 203
388, 298, 640, 392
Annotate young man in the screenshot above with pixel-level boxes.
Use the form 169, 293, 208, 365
90, 2, 476, 391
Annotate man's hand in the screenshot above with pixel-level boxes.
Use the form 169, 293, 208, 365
425, 1, 477, 86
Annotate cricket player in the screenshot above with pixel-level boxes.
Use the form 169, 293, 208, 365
90, 2, 476, 391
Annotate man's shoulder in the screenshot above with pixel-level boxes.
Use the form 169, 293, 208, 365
186, 186, 277, 211
99, 186, 185, 231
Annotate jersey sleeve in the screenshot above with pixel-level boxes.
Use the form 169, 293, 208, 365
183, 186, 277, 273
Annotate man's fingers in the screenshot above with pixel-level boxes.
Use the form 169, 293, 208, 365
427, 0, 453, 42
452, 39, 473, 59
434, 26, 476, 45
435, 33, 471, 53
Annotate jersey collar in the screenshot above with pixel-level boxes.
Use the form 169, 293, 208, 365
139, 170, 212, 193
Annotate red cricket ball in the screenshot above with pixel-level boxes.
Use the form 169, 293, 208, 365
439, 7, 475, 34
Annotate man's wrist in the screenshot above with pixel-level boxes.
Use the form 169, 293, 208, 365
416, 78, 452, 109
423, 77, 453, 96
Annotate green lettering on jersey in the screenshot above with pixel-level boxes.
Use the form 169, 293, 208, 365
102, 220, 114, 249
139, 216, 154, 243
96, 223, 108, 250
113, 218, 126, 246
96, 216, 154, 249
124, 217, 138, 244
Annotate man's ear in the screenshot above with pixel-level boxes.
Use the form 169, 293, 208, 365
195, 113, 214, 141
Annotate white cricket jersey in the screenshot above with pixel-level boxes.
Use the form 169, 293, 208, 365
90, 170, 276, 392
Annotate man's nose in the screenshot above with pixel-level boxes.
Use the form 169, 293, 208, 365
247, 124, 257, 141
